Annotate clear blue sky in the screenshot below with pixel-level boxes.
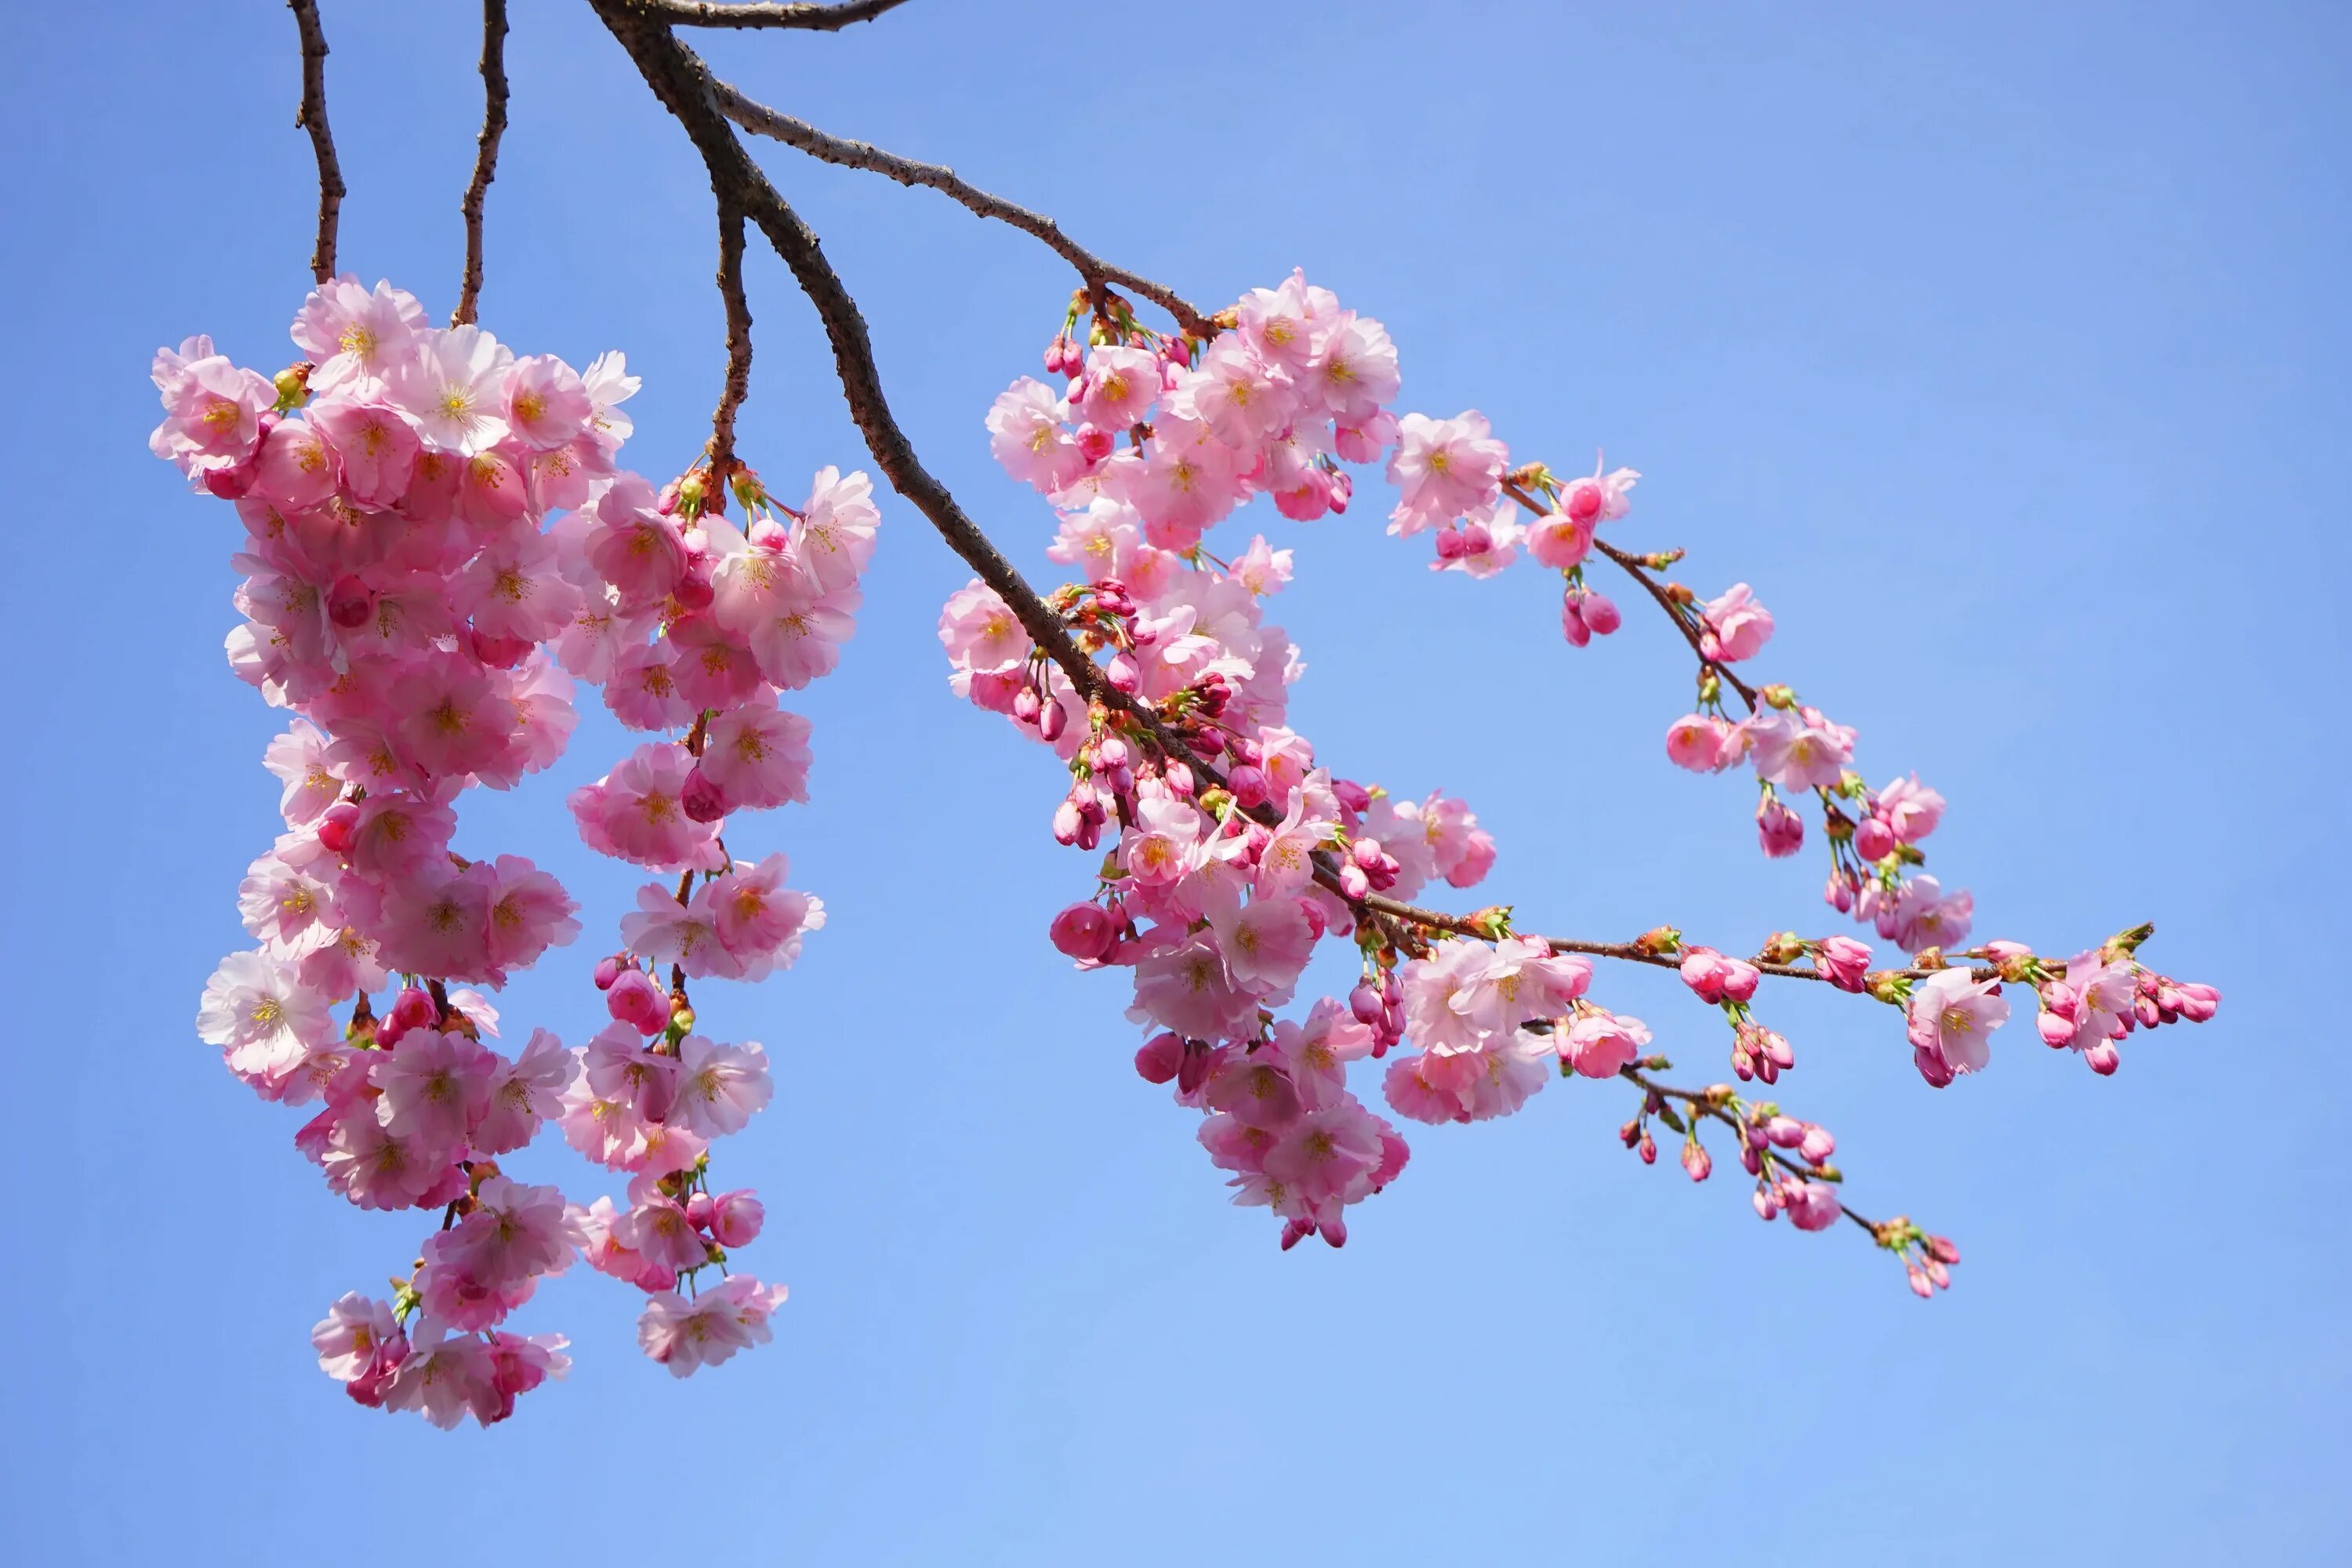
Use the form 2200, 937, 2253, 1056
3, 2, 2345, 1563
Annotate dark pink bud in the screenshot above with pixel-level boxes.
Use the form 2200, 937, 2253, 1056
326, 575, 375, 630
1581, 591, 1621, 635
1227, 764, 1269, 808
680, 765, 728, 823
317, 802, 360, 855
1327, 470, 1352, 514
593, 954, 622, 991
1048, 902, 1117, 963
685, 1191, 717, 1232
1565, 480, 1603, 525
1682, 1141, 1712, 1181
2083, 1040, 2121, 1076
1075, 423, 1116, 463
1349, 982, 1385, 1026
1926, 1234, 1961, 1266
1134, 1032, 1185, 1084
1853, 816, 1897, 862
1174, 1039, 1213, 1095
389, 986, 437, 1033
1560, 590, 1592, 647
606, 967, 667, 1036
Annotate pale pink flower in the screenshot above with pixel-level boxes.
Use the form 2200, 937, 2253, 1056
1386, 411, 1507, 535
197, 949, 331, 1079
1209, 896, 1316, 1000
989, 377, 1087, 492
673, 1035, 773, 1138
311, 1292, 401, 1384
796, 466, 880, 593
474, 1028, 577, 1156
1701, 583, 1774, 662
503, 354, 592, 450
290, 275, 426, 393
637, 1276, 787, 1377
386, 324, 514, 454
702, 698, 812, 809
372, 1028, 497, 1149
1877, 774, 1946, 843
1077, 345, 1160, 431
1906, 968, 2009, 1080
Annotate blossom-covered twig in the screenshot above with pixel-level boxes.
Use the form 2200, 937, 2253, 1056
710, 78, 1213, 334
286, 0, 343, 285
451, 0, 510, 328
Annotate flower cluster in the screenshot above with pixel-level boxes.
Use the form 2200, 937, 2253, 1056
160, 277, 855, 1424
948, 274, 2221, 1286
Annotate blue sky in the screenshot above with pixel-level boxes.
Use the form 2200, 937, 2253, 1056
3, 2, 2347, 1563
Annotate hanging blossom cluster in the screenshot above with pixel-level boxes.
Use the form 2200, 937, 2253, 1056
946, 269, 2221, 1272
155, 275, 866, 1425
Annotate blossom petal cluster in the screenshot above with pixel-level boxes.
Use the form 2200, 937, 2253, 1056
161, 278, 849, 1423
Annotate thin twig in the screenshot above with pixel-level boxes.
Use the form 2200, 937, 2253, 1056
287, 0, 344, 284
634, 0, 913, 30
452, 0, 511, 327
710, 202, 753, 468
1501, 477, 1759, 710
711, 78, 1213, 334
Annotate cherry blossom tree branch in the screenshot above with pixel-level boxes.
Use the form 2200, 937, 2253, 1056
597, 3, 2056, 1011
451, 0, 511, 328
287, 0, 343, 285
709, 78, 1214, 335
632, 0, 913, 31
710, 202, 753, 468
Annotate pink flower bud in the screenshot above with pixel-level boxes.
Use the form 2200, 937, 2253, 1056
1798, 1123, 1836, 1163
1907, 1264, 1933, 1298
685, 1191, 716, 1232
2083, 1040, 2121, 1076
1328, 470, 1352, 514
1681, 1141, 1712, 1181
1564, 480, 1603, 525
593, 955, 622, 991
389, 986, 437, 1033
1048, 902, 1116, 963
1037, 692, 1069, 742
1581, 591, 1621, 635
1814, 935, 1871, 991
1134, 1032, 1185, 1084
1824, 873, 1855, 913
1756, 797, 1805, 858
1349, 982, 1385, 1026
1075, 423, 1116, 463
1174, 1039, 1212, 1095
1853, 815, 1896, 862
326, 575, 375, 630
1926, 1234, 1961, 1265
1434, 526, 1469, 562
1227, 764, 1269, 808
711, 1189, 764, 1248
1559, 590, 1592, 647
317, 802, 360, 855
2038, 1008, 2075, 1047
1766, 1116, 1806, 1149
606, 966, 667, 1036
680, 765, 728, 824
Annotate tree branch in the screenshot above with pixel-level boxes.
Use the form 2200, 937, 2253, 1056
710, 78, 1213, 335
452, 0, 511, 328
710, 202, 753, 469
287, 0, 343, 285
592, 5, 2043, 1007
632, 0, 913, 30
